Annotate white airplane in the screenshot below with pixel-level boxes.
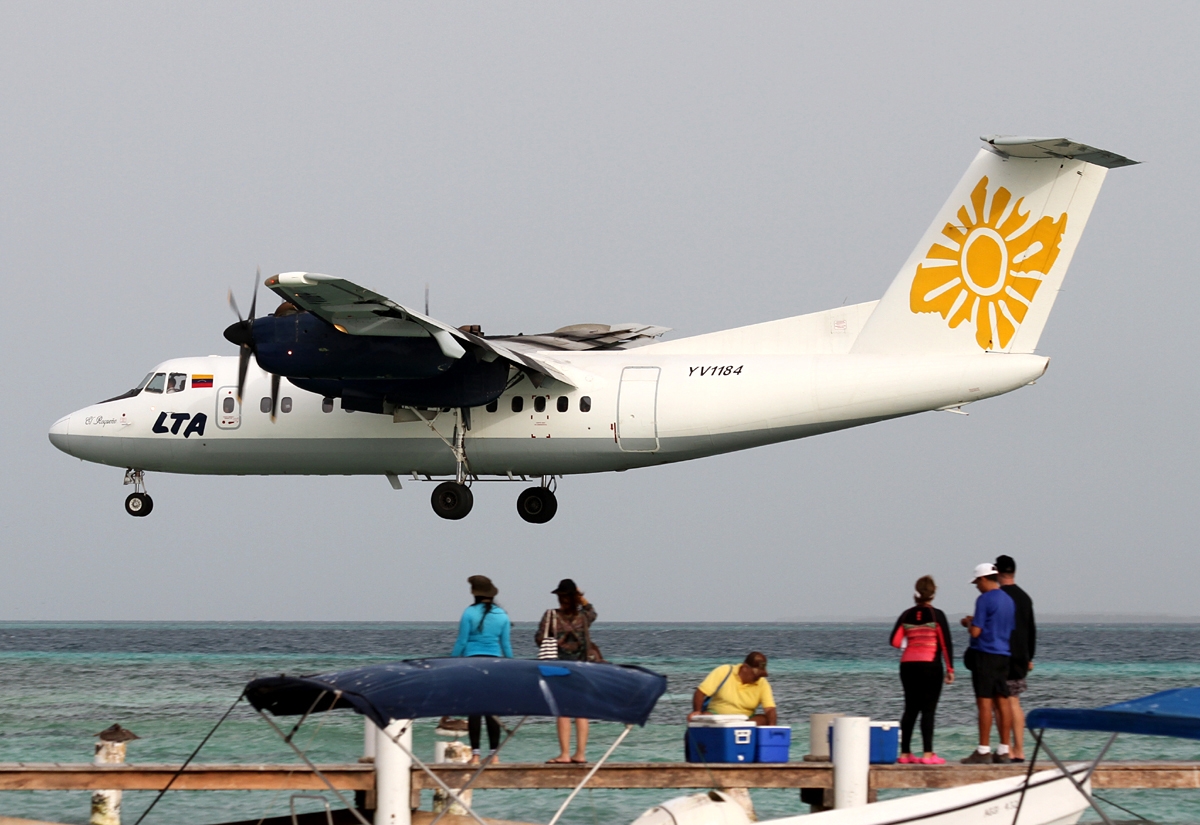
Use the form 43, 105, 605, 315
49, 136, 1136, 523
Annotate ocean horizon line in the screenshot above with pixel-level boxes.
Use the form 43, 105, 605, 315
1, 614, 1198, 625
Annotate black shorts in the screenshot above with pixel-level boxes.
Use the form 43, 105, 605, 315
970, 651, 1011, 699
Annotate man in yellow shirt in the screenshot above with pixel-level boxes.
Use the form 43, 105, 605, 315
688, 652, 777, 726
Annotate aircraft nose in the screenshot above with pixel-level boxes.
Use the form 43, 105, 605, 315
48, 415, 71, 453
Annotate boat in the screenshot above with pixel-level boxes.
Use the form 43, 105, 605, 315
636, 687, 1200, 825
632, 766, 1092, 825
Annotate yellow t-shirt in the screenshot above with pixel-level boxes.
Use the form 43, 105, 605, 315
697, 664, 775, 717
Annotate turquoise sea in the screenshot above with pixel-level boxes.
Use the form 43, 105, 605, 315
2, 622, 1199, 824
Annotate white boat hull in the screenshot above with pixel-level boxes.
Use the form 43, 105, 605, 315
633, 766, 1091, 825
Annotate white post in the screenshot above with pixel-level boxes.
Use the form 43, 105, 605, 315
432, 740, 473, 815
805, 713, 844, 761
375, 720, 413, 825
91, 741, 126, 825
832, 716, 870, 809
363, 718, 378, 762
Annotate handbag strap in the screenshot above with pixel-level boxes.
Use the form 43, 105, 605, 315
701, 665, 736, 711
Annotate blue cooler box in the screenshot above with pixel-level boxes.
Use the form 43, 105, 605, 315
686, 724, 757, 763
826, 720, 900, 764
754, 726, 791, 763
870, 721, 899, 764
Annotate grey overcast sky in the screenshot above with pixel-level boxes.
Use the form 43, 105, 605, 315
2, 2, 1195, 623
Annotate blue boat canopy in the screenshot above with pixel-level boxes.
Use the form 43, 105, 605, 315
1027, 687, 1200, 740
245, 658, 667, 730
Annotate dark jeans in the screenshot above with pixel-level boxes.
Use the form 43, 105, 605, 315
900, 661, 943, 754
469, 715, 501, 751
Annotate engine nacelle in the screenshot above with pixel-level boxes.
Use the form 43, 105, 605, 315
252, 313, 456, 380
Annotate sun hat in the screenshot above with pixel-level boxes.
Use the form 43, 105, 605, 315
970, 563, 998, 583
552, 578, 580, 596
468, 575, 498, 598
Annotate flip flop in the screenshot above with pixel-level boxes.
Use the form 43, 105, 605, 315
570, 757, 588, 764
546, 757, 573, 764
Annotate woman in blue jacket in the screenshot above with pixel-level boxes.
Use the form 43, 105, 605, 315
451, 575, 513, 764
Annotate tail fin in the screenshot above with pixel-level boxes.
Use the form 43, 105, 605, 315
852, 136, 1137, 355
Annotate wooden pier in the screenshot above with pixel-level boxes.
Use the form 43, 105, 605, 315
2, 760, 1199, 803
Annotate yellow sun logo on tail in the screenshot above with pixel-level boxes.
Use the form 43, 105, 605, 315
909, 176, 1068, 350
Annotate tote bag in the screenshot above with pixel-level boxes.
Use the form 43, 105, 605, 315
538, 610, 559, 660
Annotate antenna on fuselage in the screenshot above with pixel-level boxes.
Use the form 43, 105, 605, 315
425, 283, 430, 316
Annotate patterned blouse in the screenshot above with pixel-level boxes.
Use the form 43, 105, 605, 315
534, 603, 598, 661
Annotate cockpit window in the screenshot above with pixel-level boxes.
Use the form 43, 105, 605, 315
166, 373, 187, 393
143, 373, 166, 394
97, 373, 156, 404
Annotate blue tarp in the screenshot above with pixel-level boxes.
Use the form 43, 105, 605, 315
1026, 687, 1200, 740
245, 658, 667, 729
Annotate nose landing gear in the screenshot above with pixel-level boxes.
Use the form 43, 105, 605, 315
123, 469, 153, 517
517, 480, 558, 524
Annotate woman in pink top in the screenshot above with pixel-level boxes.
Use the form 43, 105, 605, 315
890, 576, 955, 764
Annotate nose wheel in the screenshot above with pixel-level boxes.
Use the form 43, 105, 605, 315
122, 469, 153, 517
125, 493, 153, 517
517, 486, 558, 524
431, 481, 474, 520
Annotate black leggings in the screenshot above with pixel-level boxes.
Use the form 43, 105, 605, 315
469, 715, 501, 751
899, 662, 943, 754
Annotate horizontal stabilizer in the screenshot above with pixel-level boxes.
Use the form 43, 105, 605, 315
982, 135, 1139, 169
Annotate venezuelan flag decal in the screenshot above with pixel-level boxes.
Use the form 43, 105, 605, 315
191, 375, 214, 389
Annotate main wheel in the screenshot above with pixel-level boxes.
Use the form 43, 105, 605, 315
431, 482, 474, 520
124, 493, 153, 517
516, 487, 558, 524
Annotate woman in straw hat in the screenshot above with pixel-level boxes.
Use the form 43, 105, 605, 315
451, 575, 513, 765
535, 578, 598, 763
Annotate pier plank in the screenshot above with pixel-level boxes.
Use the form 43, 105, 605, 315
0, 764, 373, 792
0, 761, 1197, 793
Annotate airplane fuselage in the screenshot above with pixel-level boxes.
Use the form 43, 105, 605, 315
50, 348, 1046, 478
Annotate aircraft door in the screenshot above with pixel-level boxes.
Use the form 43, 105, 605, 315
617, 367, 660, 452
216, 387, 241, 429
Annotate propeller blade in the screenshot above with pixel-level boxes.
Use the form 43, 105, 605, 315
249, 266, 260, 322
236, 345, 251, 403
228, 289, 244, 323
269, 372, 280, 422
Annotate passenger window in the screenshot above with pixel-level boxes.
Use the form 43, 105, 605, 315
166, 373, 187, 393
534, 396, 546, 413
260, 397, 272, 414
556, 396, 568, 413
222, 397, 235, 414
511, 396, 524, 413
580, 396, 591, 413
144, 373, 166, 393
280, 397, 292, 414
486, 399, 498, 413
322, 398, 334, 413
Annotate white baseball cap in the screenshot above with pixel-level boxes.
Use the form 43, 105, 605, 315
970, 563, 998, 582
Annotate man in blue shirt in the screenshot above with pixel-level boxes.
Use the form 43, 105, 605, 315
960, 563, 1016, 764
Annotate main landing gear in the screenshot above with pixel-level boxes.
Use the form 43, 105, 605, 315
123, 469, 153, 517
517, 479, 558, 524
409, 407, 561, 523
431, 481, 473, 520
429, 408, 475, 521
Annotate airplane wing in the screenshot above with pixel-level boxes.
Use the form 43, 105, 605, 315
264, 273, 667, 386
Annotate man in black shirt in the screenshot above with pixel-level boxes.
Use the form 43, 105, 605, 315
995, 554, 1036, 762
